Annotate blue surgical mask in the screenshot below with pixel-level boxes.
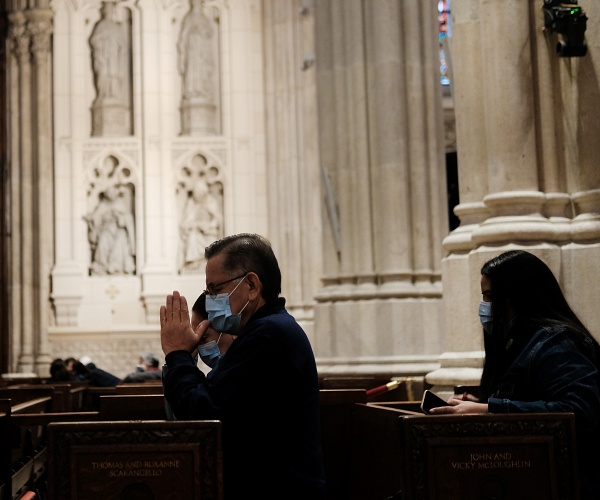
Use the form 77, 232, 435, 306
205, 277, 249, 334
478, 301, 493, 333
198, 333, 223, 369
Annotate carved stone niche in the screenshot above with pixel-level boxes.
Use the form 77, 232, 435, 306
175, 152, 224, 274
89, 1, 133, 137
177, 0, 221, 136
86, 154, 137, 276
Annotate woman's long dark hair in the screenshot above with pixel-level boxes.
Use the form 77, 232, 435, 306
479, 250, 599, 399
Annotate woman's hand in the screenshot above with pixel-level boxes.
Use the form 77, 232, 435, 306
449, 391, 479, 403
429, 400, 489, 415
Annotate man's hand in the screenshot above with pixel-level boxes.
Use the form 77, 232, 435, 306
160, 291, 209, 356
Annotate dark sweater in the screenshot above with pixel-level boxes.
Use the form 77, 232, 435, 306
164, 298, 326, 499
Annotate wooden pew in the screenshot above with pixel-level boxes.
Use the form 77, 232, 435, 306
82, 386, 116, 411
98, 394, 167, 420
115, 382, 164, 395
319, 375, 424, 403
319, 389, 367, 500
0, 400, 10, 500
46, 382, 88, 412
348, 403, 412, 500
0, 387, 55, 411
47, 420, 223, 499
348, 402, 580, 500
0, 397, 57, 500
2, 388, 216, 499
1, 394, 172, 500
0, 374, 42, 387
0, 382, 89, 414
400, 413, 579, 499
367, 400, 422, 413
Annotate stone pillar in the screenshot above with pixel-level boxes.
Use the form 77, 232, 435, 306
49, 0, 87, 328
7, 6, 54, 375
138, 0, 173, 324
261, 0, 322, 341
8, 12, 30, 372
29, 8, 54, 374
313, 0, 447, 376
432, 0, 600, 392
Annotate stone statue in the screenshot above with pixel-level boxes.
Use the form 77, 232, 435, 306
179, 175, 221, 272
178, 0, 216, 102
86, 185, 136, 275
90, 2, 128, 103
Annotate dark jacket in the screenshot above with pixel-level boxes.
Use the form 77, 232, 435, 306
122, 368, 162, 383
487, 324, 600, 499
85, 362, 121, 387
164, 298, 326, 499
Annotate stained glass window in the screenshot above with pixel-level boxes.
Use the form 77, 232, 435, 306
438, 0, 451, 86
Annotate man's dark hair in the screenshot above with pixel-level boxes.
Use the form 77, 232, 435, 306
205, 233, 282, 302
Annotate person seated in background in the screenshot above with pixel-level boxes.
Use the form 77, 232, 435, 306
49, 358, 71, 381
429, 250, 600, 499
122, 353, 162, 383
65, 356, 121, 387
135, 354, 146, 373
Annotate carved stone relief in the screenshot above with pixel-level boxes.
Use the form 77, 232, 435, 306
177, 0, 220, 135
89, 1, 132, 136
176, 153, 223, 273
85, 155, 136, 275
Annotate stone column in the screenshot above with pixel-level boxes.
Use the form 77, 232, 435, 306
6, 13, 24, 371
432, 0, 600, 392
6, 7, 54, 375
9, 12, 34, 373
261, 0, 322, 341
49, 0, 87, 328
313, 0, 447, 376
556, 0, 600, 334
28, 8, 54, 374
138, 1, 173, 324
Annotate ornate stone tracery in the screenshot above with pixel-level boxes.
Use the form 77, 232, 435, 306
85, 154, 137, 276
89, 1, 133, 136
175, 152, 223, 273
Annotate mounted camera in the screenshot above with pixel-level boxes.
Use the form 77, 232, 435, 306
543, 0, 588, 57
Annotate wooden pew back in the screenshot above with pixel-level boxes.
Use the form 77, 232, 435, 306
98, 394, 167, 420
401, 413, 579, 500
348, 402, 580, 500
115, 382, 164, 395
0, 387, 55, 411
0, 397, 56, 500
0, 382, 87, 414
319, 389, 367, 500
47, 420, 223, 499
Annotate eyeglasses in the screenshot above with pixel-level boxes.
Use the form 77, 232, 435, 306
204, 273, 247, 299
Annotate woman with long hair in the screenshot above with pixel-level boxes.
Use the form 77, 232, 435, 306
430, 250, 600, 498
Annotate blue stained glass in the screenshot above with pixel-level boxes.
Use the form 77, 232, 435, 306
438, 0, 451, 86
